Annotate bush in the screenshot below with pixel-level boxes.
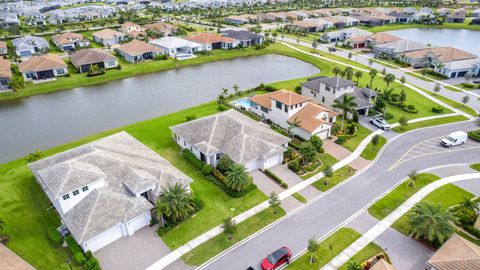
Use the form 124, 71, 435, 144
288, 159, 300, 173
182, 149, 205, 171
218, 104, 229, 111
216, 155, 234, 174
86, 68, 105, 77
186, 114, 197, 121
47, 227, 63, 245
464, 225, 480, 238
432, 106, 444, 113
65, 73, 71, 77
384, 112, 394, 120
205, 174, 257, 198
468, 129, 480, 141
335, 136, 346, 145
289, 138, 304, 150
65, 236, 86, 265
155, 54, 168, 60
117, 64, 122, 70
84, 257, 101, 270
201, 164, 213, 175
404, 104, 418, 114
461, 83, 475, 89
265, 169, 288, 188
301, 160, 322, 173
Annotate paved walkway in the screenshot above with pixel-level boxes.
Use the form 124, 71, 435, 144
269, 165, 321, 201
321, 172, 480, 270
323, 139, 370, 171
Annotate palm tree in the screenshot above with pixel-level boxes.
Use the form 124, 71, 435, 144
287, 117, 301, 138
346, 262, 362, 270
400, 75, 406, 89
156, 182, 194, 223
433, 83, 441, 95
323, 165, 334, 185
222, 217, 237, 240
462, 95, 470, 107
383, 73, 396, 90
333, 94, 357, 131
307, 237, 320, 264
408, 201, 455, 245
381, 89, 394, 117
456, 196, 479, 216
332, 66, 341, 77
465, 72, 473, 84
354, 71, 363, 85
407, 170, 418, 188
225, 163, 251, 192
369, 69, 378, 89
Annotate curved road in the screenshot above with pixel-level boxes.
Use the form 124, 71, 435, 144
198, 120, 480, 270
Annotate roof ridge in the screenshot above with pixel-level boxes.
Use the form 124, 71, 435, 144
79, 190, 100, 242
206, 113, 220, 148
55, 163, 73, 197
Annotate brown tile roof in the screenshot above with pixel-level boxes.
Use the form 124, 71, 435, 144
349, 36, 369, 43
183, 32, 235, 44
0, 57, 12, 78
368, 32, 401, 44
427, 234, 480, 270
92, 28, 125, 40
403, 46, 477, 63
70, 48, 117, 66
249, 90, 310, 109
0, 41, 6, 50
288, 102, 337, 132
18, 54, 66, 73
115, 39, 163, 56
370, 259, 397, 270
52, 32, 84, 45
0, 244, 35, 270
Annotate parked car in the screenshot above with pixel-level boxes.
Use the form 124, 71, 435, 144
440, 131, 467, 147
261, 247, 292, 270
370, 117, 390, 130
473, 79, 480, 84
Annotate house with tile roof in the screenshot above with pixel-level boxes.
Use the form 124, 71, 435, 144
373, 39, 428, 59
149, 37, 203, 59
120, 21, 146, 39
29, 132, 192, 252
52, 32, 90, 51
143, 22, 178, 37
0, 58, 12, 91
320, 27, 372, 43
12, 35, 49, 58
370, 259, 397, 270
170, 109, 290, 172
69, 48, 118, 73
249, 90, 337, 140
115, 40, 164, 63
18, 54, 67, 81
221, 30, 263, 48
366, 32, 401, 47
301, 76, 377, 116
92, 28, 127, 46
286, 18, 333, 32
183, 32, 239, 50
427, 234, 480, 270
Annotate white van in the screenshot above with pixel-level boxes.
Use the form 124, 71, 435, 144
440, 131, 468, 147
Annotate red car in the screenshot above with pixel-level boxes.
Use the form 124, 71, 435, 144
261, 246, 292, 270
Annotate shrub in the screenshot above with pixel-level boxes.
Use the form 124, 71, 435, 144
432, 106, 444, 113
347, 124, 357, 135
65, 236, 86, 265
404, 104, 418, 114
74, 252, 87, 265
464, 225, 480, 238
65, 73, 71, 77
289, 138, 304, 150
47, 227, 63, 245
218, 104, 229, 111
86, 68, 105, 77
182, 149, 206, 171
335, 136, 346, 145
84, 257, 101, 270
185, 114, 197, 121
461, 83, 475, 89
155, 54, 168, 60
117, 64, 122, 70
216, 155, 234, 174
468, 130, 480, 141
205, 174, 257, 198
301, 160, 322, 173
265, 169, 288, 188
201, 164, 213, 175
288, 159, 301, 173
384, 112, 394, 120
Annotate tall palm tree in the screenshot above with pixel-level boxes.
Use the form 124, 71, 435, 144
225, 163, 251, 192
333, 94, 357, 130
332, 66, 341, 77
354, 71, 363, 85
156, 183, 194, 223
408, 201, 455, 245
381, 89, 394, 117
287, 117, 301, 138
369, 69, 378, 89
456, 196, 479, 216
383, 73, 396, 90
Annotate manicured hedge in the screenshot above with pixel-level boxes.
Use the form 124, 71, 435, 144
182, 149, 212, 175
65, 235, 86, 265
47, 227, 63, 246
432, 106, 444, 113
205, 174, 257, 198
468, 130, 480, 141
265, 169, 288, 188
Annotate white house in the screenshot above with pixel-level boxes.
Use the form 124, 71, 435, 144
149, 37, 203, 59
249, 90, 338, 140
12, 35, 49, 58
29, 132, 192, 253
170, 109, 290, 172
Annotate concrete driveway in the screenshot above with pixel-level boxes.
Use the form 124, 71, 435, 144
269, 165, 321, 201
95, 226, 193, 270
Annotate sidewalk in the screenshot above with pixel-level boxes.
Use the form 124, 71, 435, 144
320, 173, 480, 270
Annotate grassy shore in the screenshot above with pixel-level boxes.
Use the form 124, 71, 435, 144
359, 21, 480, 33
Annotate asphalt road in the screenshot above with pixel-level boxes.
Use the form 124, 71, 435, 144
199, 120, 480, 270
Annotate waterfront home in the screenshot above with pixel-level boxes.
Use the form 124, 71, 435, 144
52, 33, 90, 51
322, 16, 360, 29
374, 13, 396, 24
29, 132, 192, 253
170, 109, 290, 172
249, 90, 337, 140
115, 40, 164, 63
92, 28, 127, 46
446, 13, 465, 23
472, 9, 480, 17
18, 54, 67, 81
471, 17, 480, 25
427, 234, 480, 270
0, 41, 7, 55
286, 18, 333, 33
69, 48, 118, 73
12, 35, 49, 58
320, 27, 372, 43
143, 22, 178, 36
120, 21, 145, 39
301, 76, 376, 116
0, 58, 12, 91
366, 32, 401, 47
373, 39, 428, 59
183, 32, 238, 50
437, 7, 451, 17
389, 12, 414, 23
221, 30, 263, 47
224, 15, 250, 25
149, 37, 203, 59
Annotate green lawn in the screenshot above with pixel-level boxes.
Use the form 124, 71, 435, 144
312, 166, 356, 192
339, 242, 384, 270
341, 125, 372, 153
392, 115, 469, 133
444, 85, 463, 92
471, 163, 480, 172
181, 206, 285, 266
359, 21, 480, 33
300, 153, 338, 180
360, 135, 387, 160
416, 88, 478, 116
368, 173, 440, 220
392, 184, 475, 236
406, 71, 435, 83
292, 192, 307, 203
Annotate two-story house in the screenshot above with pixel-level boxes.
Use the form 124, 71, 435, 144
301, 77, 376, 116
249, 90, 337, 140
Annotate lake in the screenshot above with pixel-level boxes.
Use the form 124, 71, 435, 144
387, 28, 480, 55
0, 54, 319, 163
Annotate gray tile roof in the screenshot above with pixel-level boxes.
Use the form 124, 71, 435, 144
336, 87, 376, 109
29, 132, 191, 243
170, 110, 290, 164
302, 77, 356, 91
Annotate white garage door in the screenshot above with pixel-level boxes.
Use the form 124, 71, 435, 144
263, 154, 281, 170
83, 224, 124, 252
315, 129, 330, 140
129, 213, 149, 233
243, 158, 259, 172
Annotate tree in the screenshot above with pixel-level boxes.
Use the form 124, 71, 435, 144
333, 94, 357, 131
399, 89, 407, 105
368, 59, 373, 67
24, 150, 44, 162
272, 32, 278, 42
407, 170, 418, 188
345, 67, 354, 80
354, 70, 363, 84
287, 117, 302, 138
475, 114, 480, 127
408, 201, 455, 245
309, 135, 323, 152
312, 39, 318, 49
299, 142, 317, 165
233, 84, 240, 96
222, 217, 237, 240
381, 89, 394, 116
400, 75, 406, 89
346, 262, 362, 270
323, 165, 334, 185
332, 66, 341, 77
433, 83, 441, 95
464, 71, 473, 84
371, 134, 379, 151
383, 73, 396, 90
268, 192, 281, 214
225, 163, 251, 192
399, 116, 409, 130
462, 95, 470, 107
381, 68, 387, 76
307, 237, 320, 264
348, 52, 353, 60
369, 69, 378, 89
155, 182, 194, 223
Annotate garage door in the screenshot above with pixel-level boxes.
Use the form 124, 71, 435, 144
263, 154, 281, 170
244, 159, 259, 172
83, 224, 124, 252
315, 129, 330, 140
129, 213, 149, 233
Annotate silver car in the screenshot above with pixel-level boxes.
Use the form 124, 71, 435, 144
370, 117, 390, 130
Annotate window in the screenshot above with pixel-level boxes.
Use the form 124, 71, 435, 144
63, 194, 70, 200
25, 72, 34, 79
261, 106, 268, 113
216, 153, 221, 160
275, 101, 282, 109
73, 190, 80, 196
326, 86, 331, 92
107, 60, 116, 67
322, 96, 325, 103
82, 186, 89, 192
56, 68, 65, 75
284, 106, 288, 113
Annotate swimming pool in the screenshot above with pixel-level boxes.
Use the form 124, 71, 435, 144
232, 98, 252, 110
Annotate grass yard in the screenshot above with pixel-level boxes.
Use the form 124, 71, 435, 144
392, 184, 475, 236
181, 206, 285, 266
341, 125, 372, 153
339, 242, 384, 270
392, 115, 469, 133
360, 135, 387, 160
368, 173, 440, 220
416, 88, 478, 116
471, 163, 480, 172
406, 71, 435, 83
292, 192, 307, 203
300, 153, 338, 180
359, 21, 480, 33
312, 166, 356, 192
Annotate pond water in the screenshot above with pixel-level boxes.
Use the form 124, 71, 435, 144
0, 54, 319, 163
